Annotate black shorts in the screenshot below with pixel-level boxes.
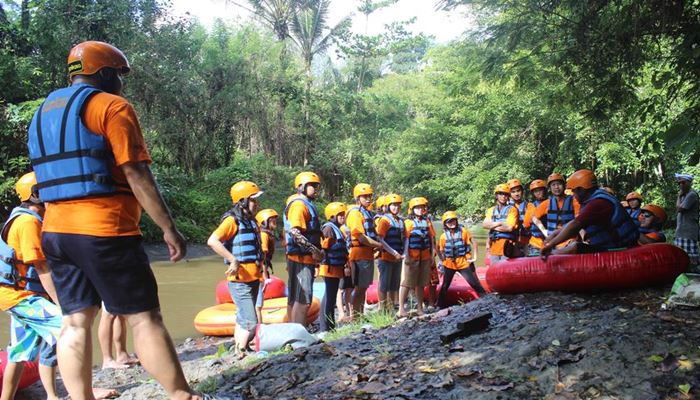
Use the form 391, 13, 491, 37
576, 242, 608, 254
42, 233, 159, 315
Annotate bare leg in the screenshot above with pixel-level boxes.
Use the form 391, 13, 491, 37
58, 306, 99, 400
352, 288, 367, 317
98, 309, 125, 369
125, 309, 197, 400
378, 290, 388, 312
414, 287, 424, 315
291, 303, 310, 325
234, 325, 254, 356
428, 285, 437, 307
0, 361, 24, 400
397, 286, 410, 317
38, 364, 60, 400
113, 315, 137, 364
390, 290, 399, 308
336, 289, 346, 320
551, 241, 578, 255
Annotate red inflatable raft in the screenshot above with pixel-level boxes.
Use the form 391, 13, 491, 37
0, 351, 40, 392
366, 273, 481, 306
215, 276, 287, 304
486, 243, 688, 294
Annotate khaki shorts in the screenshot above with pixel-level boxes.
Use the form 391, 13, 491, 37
401, 257, 431, 288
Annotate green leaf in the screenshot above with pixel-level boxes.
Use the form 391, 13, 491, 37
678, 383, 691, 395
648, 355, 664, 362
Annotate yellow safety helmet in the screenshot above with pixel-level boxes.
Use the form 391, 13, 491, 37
376, 195, 386, 209
494, 183, 511, 194
507, 179, 523, 190
230, 181, 263, 203
625, 192, 643, 202
408, 197, 429, 211
294, 172, 321, 189
441, 211, 459, 224
325, 202, 347, 220
353, 183, 374, 199
255, 209, 278, 226
385, 193, 403, 206
15, 172, 38, 202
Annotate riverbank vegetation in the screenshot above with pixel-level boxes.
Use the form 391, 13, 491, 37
1, 0, 698, 242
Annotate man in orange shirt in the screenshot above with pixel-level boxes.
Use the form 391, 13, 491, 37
508, 179, 532, 257
27, 42, 201, 400
482, 184, 518, 265
532, 173, 581, 246
374, 194, 405, 311
283, 172, 324, 325
1, 173, 62, 400
346, 184, 383, 317
399, 197, 435, 317
522, 179, 548, 256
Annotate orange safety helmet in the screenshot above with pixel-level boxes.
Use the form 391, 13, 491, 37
641, 204, 667, 224
67, 41, 130, 79
507, 179, 523, 190
353, 183, 374, 199
602, 186, 616, 196
324, 202, 347, 220
408, 197, 429, 211
15, 172, 38, 202
529, 179, 546, 191
625, 192, 643, 202
547, 173, 565, 186
255, 209, 278, 226
294, 172, 321, 189
385, 193, 403, 206
441, 211, 459, 224
494, 183, 511, 194
230, 181, 263, 203
375, 195, 386, 209
566, 169, 597, 190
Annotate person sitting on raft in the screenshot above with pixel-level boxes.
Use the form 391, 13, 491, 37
638, 204, 667, 244
508, 179, 532, 257
523, 179, 547, 256
541, 170, 639, 256
207, 181, 264, 356
437, 211, 487, 309
255, 208, 279, 323
532, 173, 581, 249
483, 184, 518, 264
625, 192, 644, 226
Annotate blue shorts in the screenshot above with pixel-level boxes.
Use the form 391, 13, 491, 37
287, 260, 314, 305
228, 281, 259, 331
352, 260, 374, 289
378, 260, 401, 292
6, 295, 61, 366
42, 233, 159, 315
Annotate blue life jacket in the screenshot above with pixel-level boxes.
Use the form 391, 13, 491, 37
582, 189, 639, 249
489, 205, 516, 241
380, 214, 405, 254
627, 208, 642, 227
514, 200, 530, 239
638, 226, 666, 243
0, 207, 46, 294
546, 195, 575, 233
321, 222, 348, 266
27, 84, 132, 202
408, 217, 432, 250
530, 199, 545, 239
347, 206, 377, 247
220, 210, 262, 264
283, 197, 321, 255
341, 224, 352, 249
444, 227, 472, 259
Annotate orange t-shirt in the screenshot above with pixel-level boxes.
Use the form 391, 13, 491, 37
0, 213, 45, 311
375, 214, 403, 262
484, 205, 519, 256
346, 207, 375, 261
319, 224, 344, 278
404, 217, 436, 261
43, 92, 152, 237
523, 202, 544, 249
438, 227, 474, 270
534, 196, 581, 229
260, 230, 275, 261
213, 216, 261, 283
285, 199, 318, 265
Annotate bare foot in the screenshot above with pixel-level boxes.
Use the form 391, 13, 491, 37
102, 359, 131, 369
395, 311, 409, 318
116, 354, 140, 365
93, 387, 120, 399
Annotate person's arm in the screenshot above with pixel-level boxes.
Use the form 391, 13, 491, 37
468, 237, 478, 263
289, 228, 324, 261
677, 191, 697, 212
33, 260, 59, 306
541, 219, 582, 256
356, 233, 382, 249
532, 216, 548, 237
206, 233, 240, 277
122, 161, 186, 262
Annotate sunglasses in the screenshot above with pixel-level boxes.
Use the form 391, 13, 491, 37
641, 212, 654, 218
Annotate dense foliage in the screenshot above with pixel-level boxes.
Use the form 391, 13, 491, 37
0, 0, 697, 242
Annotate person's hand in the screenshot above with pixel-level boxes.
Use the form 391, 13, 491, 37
467, 257, 476, 263
312, 249, 325, 263
163, 228, 187, 262
225, 259, 240, 277
263, 269, 270, 281
540, 243, 553, 260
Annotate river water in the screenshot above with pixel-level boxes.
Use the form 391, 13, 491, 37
0, 227, 487, 365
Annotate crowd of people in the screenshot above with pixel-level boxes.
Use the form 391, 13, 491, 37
1, 39, 698, 400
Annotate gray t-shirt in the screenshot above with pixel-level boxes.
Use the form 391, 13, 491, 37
676, 189, 699, 240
